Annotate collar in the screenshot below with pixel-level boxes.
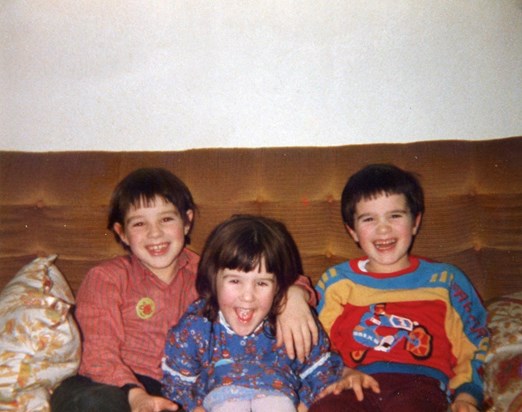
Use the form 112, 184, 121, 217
350, 255, 421, 278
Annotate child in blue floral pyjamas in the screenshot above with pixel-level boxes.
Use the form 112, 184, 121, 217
161, 215, 344, 412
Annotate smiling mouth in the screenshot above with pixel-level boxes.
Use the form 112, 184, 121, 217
374, 239, 397, 250
147, 243, 169, 254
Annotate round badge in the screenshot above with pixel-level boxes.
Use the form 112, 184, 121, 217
136, 297, 156, 320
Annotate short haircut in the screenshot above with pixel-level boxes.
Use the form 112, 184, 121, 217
107, 168, 196, 250
341, 163, 425, 229
196, 214, 302, 335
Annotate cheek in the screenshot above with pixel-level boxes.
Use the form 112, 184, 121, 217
121, 229, 138, 245
216, 285, 235, 306
261, 289, 277, 307
177, 224, 189, 238
354, 226, 371, 241
401, 222, 417, 237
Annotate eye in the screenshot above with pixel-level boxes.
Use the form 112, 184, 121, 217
131, 221, 144, 227
361, 217, 374, 223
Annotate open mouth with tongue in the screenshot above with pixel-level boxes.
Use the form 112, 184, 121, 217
236, 307, 254, 323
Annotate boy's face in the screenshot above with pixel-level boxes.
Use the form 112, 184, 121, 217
113, 195, 193, 283
347, 193, 421, 274
216, 262, 276, 337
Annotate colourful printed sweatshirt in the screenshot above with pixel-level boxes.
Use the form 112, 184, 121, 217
161, 299, 343, 411
315, 256, 489, 403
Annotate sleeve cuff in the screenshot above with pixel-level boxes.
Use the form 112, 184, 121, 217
120, 383, 140, 396
453, 382, 484, 406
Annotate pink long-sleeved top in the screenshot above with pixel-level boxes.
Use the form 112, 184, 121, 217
76, 249, 199, 386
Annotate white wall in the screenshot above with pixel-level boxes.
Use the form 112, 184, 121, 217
1, 1, 521, 152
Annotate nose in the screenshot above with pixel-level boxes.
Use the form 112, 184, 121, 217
148, 222, 163, 237
240, 284, 255, 302
376, 217, 391, 233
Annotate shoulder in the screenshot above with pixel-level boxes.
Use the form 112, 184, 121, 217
415, 257, 480, 296
168, 300, 212, 342
323, 260, 355, 276
183, 248, 200, 263
416, 256, 466, 277
179, 248, 200, 273
86, 255, 132, 275
177, 299, 209, 326
316, 260, 356, 290
79, 256, 132, 289
76, 256, 134, 305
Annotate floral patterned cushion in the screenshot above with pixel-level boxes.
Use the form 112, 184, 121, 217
484, 291, 522, 412
0, 255, 81, 412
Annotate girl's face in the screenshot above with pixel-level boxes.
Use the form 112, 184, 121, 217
114, 195, 193, 283
347, 193, 421, 274
216, 262, 277, 336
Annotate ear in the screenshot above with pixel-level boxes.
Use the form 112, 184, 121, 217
345, 223, 359, 243
184, 209, 194, 235
113, 222, 129, 246
412, 213, 422, 236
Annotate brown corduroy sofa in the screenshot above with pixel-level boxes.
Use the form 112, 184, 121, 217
2, 137, 521, 300
1, 136, 522, 410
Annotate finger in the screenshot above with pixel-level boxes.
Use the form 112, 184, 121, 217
317, 384, 334, 398
363, 377, 381, 394
369, 380, 381, 394
156, 397, 180, 411
333, 381, 347, 395
352, 383, 365, 402
309, 317, 319, 346
275, 319, 284, 348
292, 327, 305, 362
300, 324, 312, 360
282, 323, 297, 360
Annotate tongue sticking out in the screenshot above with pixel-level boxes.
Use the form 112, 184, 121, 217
236, 308, 254, 323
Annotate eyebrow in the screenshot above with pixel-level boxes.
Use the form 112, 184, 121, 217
125, 209, 180, 222
222, 272, 275, 282
356, 209, 409, 219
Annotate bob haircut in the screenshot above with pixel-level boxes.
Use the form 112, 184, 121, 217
196, 214, 302, 335
341, 163, 425, 230
107, 167, 196, 250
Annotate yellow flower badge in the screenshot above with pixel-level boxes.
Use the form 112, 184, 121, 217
136, 297, 156, 320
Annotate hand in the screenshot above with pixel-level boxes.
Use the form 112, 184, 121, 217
193, 407, 206, 412
128, 387, 179, 412
317, 367, 380, 402
276, 285, 319, 362
297, 402, 308, 412
451, 393, 480, 412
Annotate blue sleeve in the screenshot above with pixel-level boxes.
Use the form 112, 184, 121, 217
161, 300, 210, 411
448, 267, 490, 404
315, 270, 328, 314
297, 323, 344, 407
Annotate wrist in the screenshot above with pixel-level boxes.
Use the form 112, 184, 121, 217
121, 383, 145, 403
454, 398, 479, 410
121, 383, 140, 395
290, 284, 310, 301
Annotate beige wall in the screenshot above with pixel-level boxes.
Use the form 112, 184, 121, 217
1, 1, 522, 152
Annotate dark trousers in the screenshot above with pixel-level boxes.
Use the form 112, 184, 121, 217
309, 373, 449, 412
51, 374, 163, 412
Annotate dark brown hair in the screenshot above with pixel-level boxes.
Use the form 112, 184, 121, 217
341, 163, 424, 230
196, 214, 302, 335
107, 168, 196, 250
